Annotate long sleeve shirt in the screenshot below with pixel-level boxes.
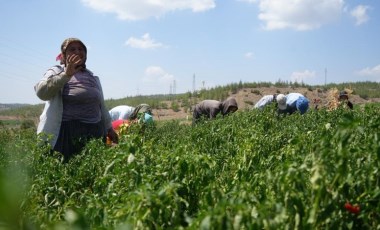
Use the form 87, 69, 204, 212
34, 65, 112, 147
286, 93, 304, 108
193, 100, 222, 120
278, 93, 309, 115
254, 95, 274, 109
109, 105, 135, 121
192, 97, 238, 122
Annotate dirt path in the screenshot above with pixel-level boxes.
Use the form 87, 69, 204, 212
0, 115, 21, 120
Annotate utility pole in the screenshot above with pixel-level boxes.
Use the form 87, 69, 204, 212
324, 68, 327, 86
192, 74, 195, 93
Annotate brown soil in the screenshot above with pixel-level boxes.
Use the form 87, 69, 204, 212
2, 87, 379, 123
152, 86, 380, 121
0, 115, 20, 120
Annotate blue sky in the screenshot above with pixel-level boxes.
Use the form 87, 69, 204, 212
0, 0, 379, 104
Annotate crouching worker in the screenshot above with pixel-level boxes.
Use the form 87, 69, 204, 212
277, 93, 309, 115
109, 105, 135, 121
254, 94, 284, 110
110, 104, 154, 138
192, 97, 238, 124
109, 104, 153, 122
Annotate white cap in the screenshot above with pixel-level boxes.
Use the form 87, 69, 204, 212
276, 94, 287, 110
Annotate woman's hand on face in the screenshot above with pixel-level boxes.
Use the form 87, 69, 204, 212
65, 54, 83, 77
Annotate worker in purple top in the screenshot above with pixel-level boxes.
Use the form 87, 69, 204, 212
35, 38, 118, 162
192, 97, 238, 124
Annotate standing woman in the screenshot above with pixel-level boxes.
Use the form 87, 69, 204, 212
35, 38, 118, 162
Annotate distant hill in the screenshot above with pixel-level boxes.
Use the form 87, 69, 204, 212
0, 103, 31, 111
1, 81, 380, 122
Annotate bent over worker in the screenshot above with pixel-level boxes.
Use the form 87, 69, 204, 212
192, 97, 238, 124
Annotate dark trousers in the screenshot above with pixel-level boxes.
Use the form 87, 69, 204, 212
54, 120, 105, 162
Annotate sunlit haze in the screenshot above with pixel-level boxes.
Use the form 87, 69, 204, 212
0, 0, 379, 104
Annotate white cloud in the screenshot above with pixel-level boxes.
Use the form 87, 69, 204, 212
357, 64, 380, 78
141, 66, 176, 94
350, 5, 370, 26
238, 0, 258, 3
143, 66, 175, 83
290, 70, 316, 82
125, 33, 165, 49
245, 52, 254, 58
81, 0, 216, 20
241, 0, 344, 31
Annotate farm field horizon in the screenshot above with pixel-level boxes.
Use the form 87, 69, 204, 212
2, 81, 380, 128
1, 102, 379, 229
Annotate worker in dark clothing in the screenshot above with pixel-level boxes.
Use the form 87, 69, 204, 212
338, 90, 354, 109
192, 97, 238, 124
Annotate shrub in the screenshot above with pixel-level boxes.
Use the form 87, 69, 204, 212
251, 89, 261, 95
171, 101, 180, 112
20, 119, 35, 130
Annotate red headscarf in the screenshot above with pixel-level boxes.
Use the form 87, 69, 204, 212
112, 119, 130, 131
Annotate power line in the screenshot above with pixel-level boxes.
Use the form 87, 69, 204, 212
0, 69, 35, 83
0, 36, 52, 62
0, 51, 47, 69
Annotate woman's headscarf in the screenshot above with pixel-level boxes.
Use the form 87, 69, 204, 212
57, 38, 87, 67
129, 104, 152, 120
221, 97, 238, 115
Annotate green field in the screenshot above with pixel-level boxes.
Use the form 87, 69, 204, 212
1, 103, 379, 229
